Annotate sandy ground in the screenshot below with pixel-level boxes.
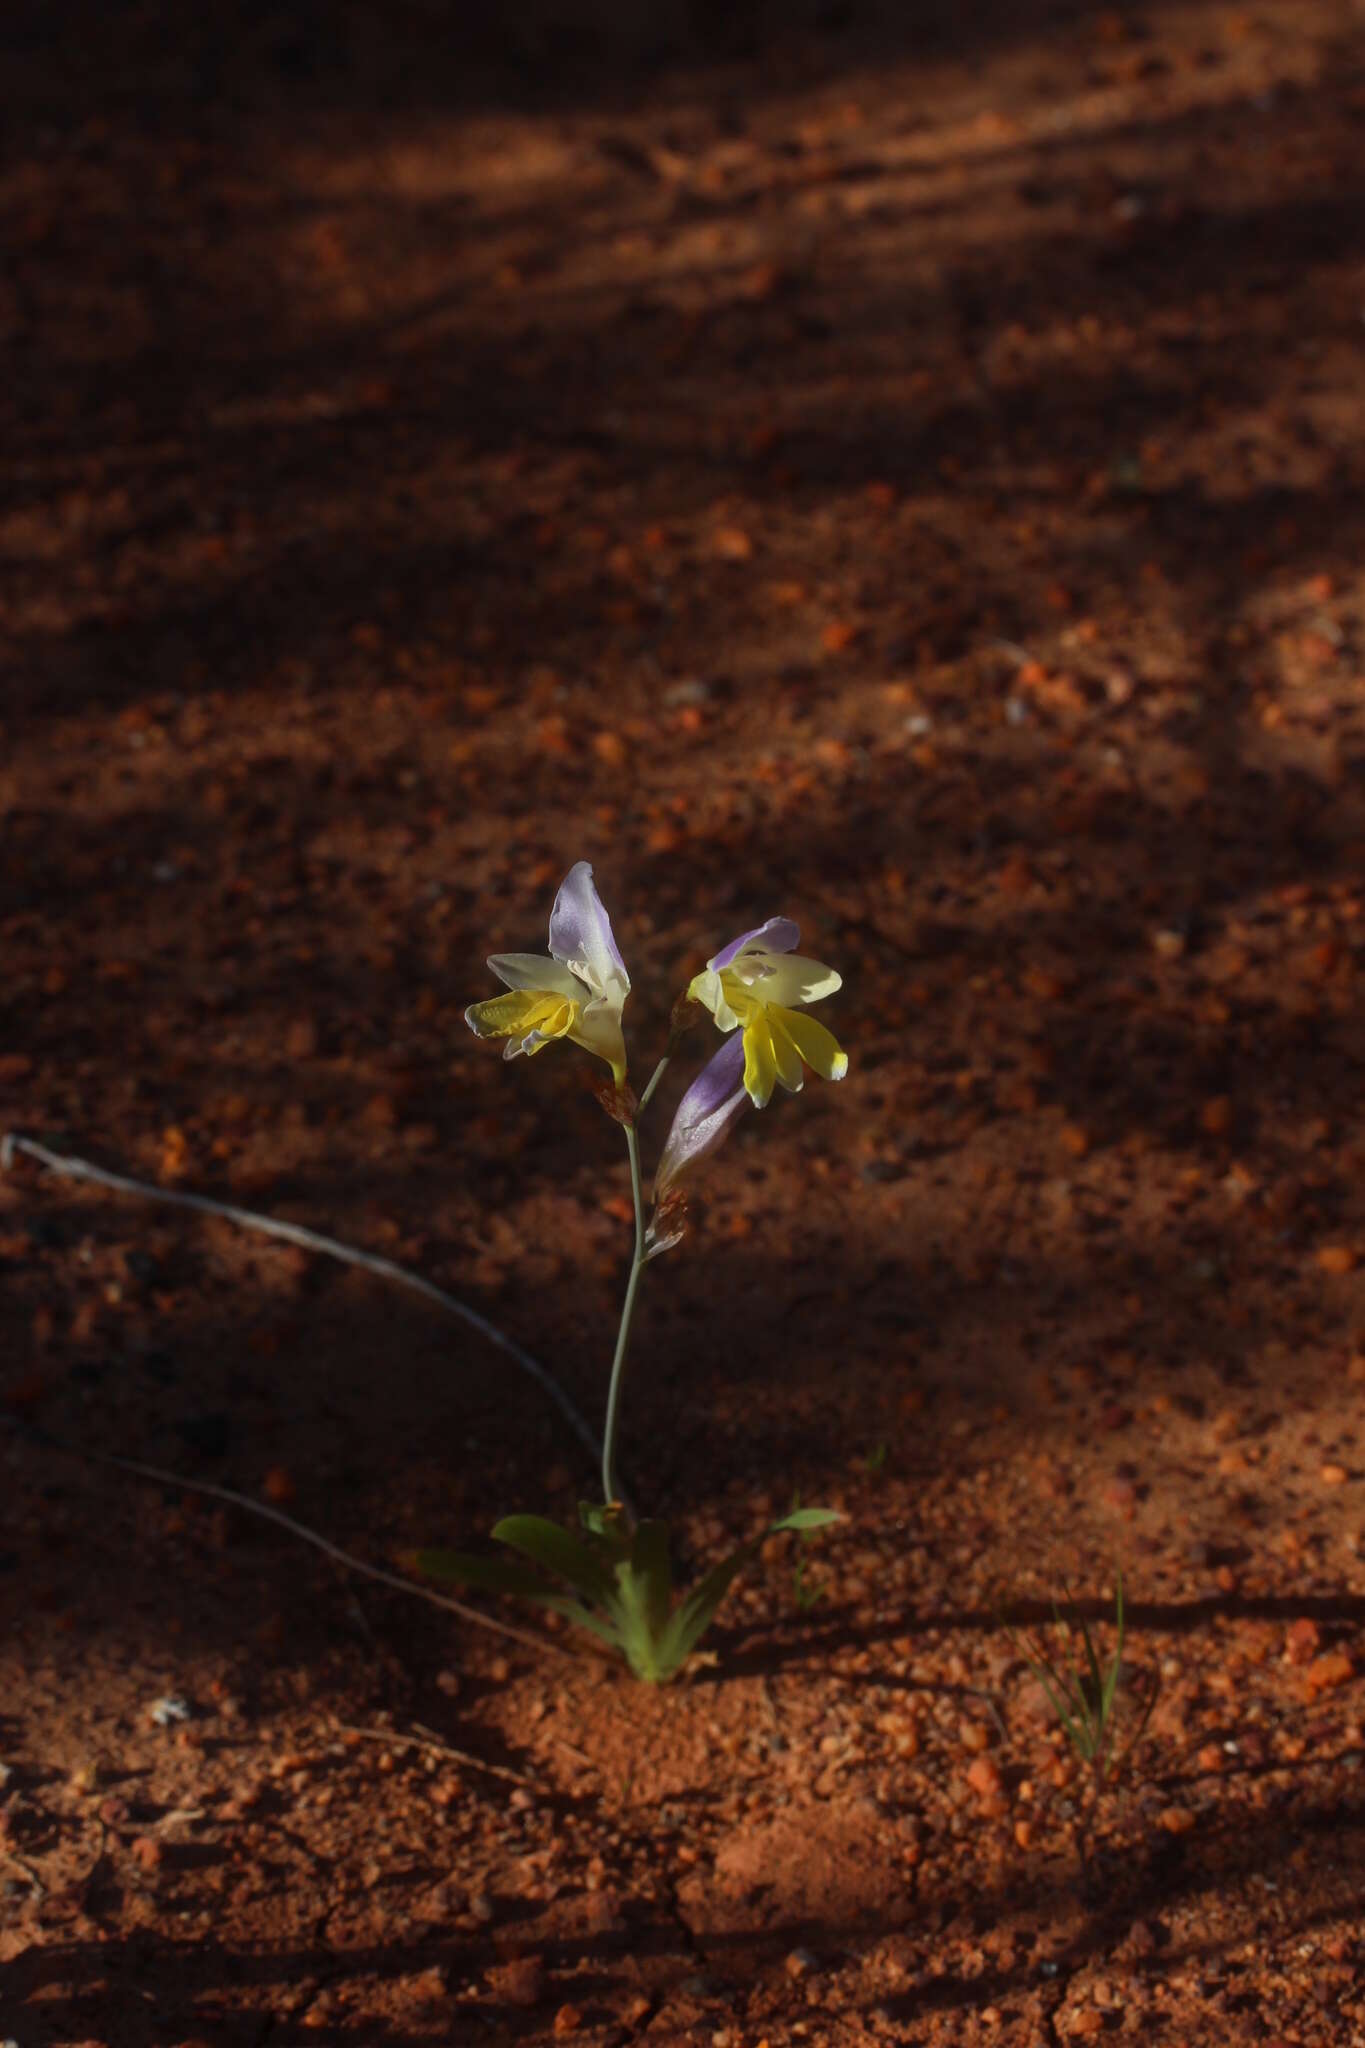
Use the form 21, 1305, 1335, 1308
4, 0, 1365, 2040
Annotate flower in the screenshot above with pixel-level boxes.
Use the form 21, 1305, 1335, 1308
465, 862, 630, 1081
653, 1031, 748, 1200
687, 916, 847, 1109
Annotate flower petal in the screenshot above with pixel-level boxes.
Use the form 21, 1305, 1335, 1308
766, 1009, 808, 1094
709, 916, 800, 973
485, 952, 584, 1000
773, 1004, 848, 1082
739, 951, 841, 1006
466, 989, 579, 1054
654, 1033, 747, 1194
548, 862, 630, 1002
742, 1013, 779, 1108
567, 996, 629, 1082
686, 964, 740, 1032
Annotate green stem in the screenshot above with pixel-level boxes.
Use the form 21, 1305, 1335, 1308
601, 1119, 648, 1511
636, 1054, 670, 1114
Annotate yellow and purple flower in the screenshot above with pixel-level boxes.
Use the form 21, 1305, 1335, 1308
465, 862, 630, 1082
686, 917, 847, 1110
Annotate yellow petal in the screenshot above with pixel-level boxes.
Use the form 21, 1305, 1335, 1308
742, 1015, 778, 1108
766, 1008, 807, 1094
773, 1004, 848, 1082
466, 989, 578, 1046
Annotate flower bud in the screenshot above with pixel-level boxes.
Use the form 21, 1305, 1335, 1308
667, 994, 703, 1055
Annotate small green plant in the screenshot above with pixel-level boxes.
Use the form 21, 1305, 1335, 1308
416, 866, 848, 1682
863, 1438, 889, 1477
789, 1490, 832, 1611
1006, 1573, 1157, 1883
417, 1502, 838, 1683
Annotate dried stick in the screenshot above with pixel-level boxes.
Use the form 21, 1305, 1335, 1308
84, 1443, 571, 1658
1, 1131, 602, 1468
335, 1722, 537, 1787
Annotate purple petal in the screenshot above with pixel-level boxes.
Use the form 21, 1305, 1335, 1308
709, 916, 800, 972
548, 862, 630, 999
654, 1034, 748, 1195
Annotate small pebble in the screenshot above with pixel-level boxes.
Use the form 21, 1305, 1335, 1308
407, 1966, 450, 2005
786, 1947, 820, 1979
487, 1957, 544, 2008
662, 677, 710, 709
1285, 1619, 1322, 1666
1318, 1245, 1357, 1275
1199, 1095, 1233, 1136
966, 1756, 1003, 1801
285, 1017, 319, 1060
1305, 1651, 1354, 1696
148, 1696, 190, 1728
1121, 1919, 1157, 1961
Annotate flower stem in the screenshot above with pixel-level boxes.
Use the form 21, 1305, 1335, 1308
601, 1120, 648, 1511
637, 1055, 669, 1114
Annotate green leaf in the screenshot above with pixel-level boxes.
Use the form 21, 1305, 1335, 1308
770, 1507, 843, 1534
544, 1602, 624, 1650
1010, 1627, 1095, 1761
491, 1516, 616, 1608
411, 1548, 623, 1650
1100, 1574, 1126, 1724
657, 1538, 762, 1677
411, 1548, 566, 1600
604, 1526, 676, 1679
647, 1508, 844, 1679
578, 1500, 632, 1558
628, 1520, 675, 1640
1080, 1617, 1105, 1720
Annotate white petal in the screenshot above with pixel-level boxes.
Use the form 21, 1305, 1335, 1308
548, 862, 630, 1002
567, 995, 629, 1077
688, 965, 741, 1033
486, 952, 584, 999
741, 951, 841, 1006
